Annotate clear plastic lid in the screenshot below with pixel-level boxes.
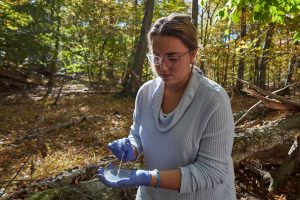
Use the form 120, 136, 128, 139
103, 168, 131, 182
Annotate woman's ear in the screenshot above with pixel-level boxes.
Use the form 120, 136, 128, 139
190, 49, 198, 64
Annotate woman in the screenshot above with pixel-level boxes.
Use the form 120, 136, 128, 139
97, 13, 236, 200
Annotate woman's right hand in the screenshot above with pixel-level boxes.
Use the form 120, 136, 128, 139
108, 138, 136, 162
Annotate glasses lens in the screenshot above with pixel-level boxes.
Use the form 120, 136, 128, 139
147, 54, 161, 65
165, 56, 180, 67
147, 51, 188, 67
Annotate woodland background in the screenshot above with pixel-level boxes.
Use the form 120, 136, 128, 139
0, 0, 300, 199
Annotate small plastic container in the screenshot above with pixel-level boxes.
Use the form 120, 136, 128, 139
103, 168, 131, 182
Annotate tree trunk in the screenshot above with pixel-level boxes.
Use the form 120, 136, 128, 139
280, 48, 299, 95
258, 23, 274, 89
199, 3, 205, 74
97, 38, 107, 83
253, 24, 261, 86
223, 27, 231, 88
119, 0, 154, 97
236, 7, 246, 90
230, 36, 238, 87
44, 1, 61, 98
285, 55, 298, 85
192, 0, 198, 28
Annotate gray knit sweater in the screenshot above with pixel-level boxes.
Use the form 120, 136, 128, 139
128, 67, 236, 200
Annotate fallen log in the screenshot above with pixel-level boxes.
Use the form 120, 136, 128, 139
235, 78, 300, 108
234, 112, 300, 193
1, 156, 136, 200
233, 112, 300, 162
0, 68, 27, 82
235, 81, 300, 125
0, 78, 28, 89
243, 88, 300, 111
14, 114, 104, 144
0, 69, 42, 86
265, 134, 300, 192
241, 134, 300, 193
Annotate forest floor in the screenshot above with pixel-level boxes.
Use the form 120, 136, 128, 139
0, 82, 299, 200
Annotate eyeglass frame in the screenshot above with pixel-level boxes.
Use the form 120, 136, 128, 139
146, 50, 190, 68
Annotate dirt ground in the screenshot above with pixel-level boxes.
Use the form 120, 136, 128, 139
0, 84, 299, 199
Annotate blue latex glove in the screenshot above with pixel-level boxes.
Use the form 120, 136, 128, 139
96, 164, 152, 188
108, 138, 136, 162
117, 169, 152, 187
96, 164, 119, 188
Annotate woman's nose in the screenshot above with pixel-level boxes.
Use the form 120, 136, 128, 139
159, 58, 169, 71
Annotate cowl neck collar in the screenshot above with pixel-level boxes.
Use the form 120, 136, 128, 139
151, 67, 204, 132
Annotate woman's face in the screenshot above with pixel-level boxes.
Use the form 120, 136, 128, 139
150, 35, 197, 88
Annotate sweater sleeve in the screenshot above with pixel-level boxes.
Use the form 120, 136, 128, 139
128, 86, 144, 156
179, 89, 235, 193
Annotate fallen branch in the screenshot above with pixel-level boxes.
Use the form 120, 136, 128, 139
235, 78, 300, 108
0, 155, 134, 200
0, 78, 28, 89
0, 179, 41, 183
244, 88, 300, 110
235, 81, 300, 125
14, 115, 103, 144
0, 69, 43, 86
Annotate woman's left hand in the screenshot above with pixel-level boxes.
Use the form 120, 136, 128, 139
96, 165, 120, 188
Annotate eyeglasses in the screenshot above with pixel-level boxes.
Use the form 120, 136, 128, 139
146, 51, 190, 68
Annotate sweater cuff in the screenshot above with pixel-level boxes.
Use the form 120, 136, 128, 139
179, 166, 192, 194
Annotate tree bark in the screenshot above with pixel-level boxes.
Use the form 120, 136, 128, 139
119, 0, 154, 97
192, 0, 198, 28
97, 38, 107, 83
258, 23, 274, 89
244, 88, 300, 111
253, 24, 261, 86
236, 7, 246, 90
2, 156, 136, 200
235, 81, 300, 125
44, 1, 61, 97
236, 78, 300, 109
234, 112, 300, 162
281, 48, 299, 95
265, 134, 300, 192
0, 68, 43, 86
241, 133, 300, 193
223, 26, 231, 88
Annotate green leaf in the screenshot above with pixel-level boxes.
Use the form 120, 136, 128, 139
293, 32, 300, 43
253, 4, 261, 13
230, 7, 240, 23
200, 0, 206, 7
269, 6, 278, 15
225, 28, 230, 35
218, 9, 225, 18
217, 7, 229, 20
